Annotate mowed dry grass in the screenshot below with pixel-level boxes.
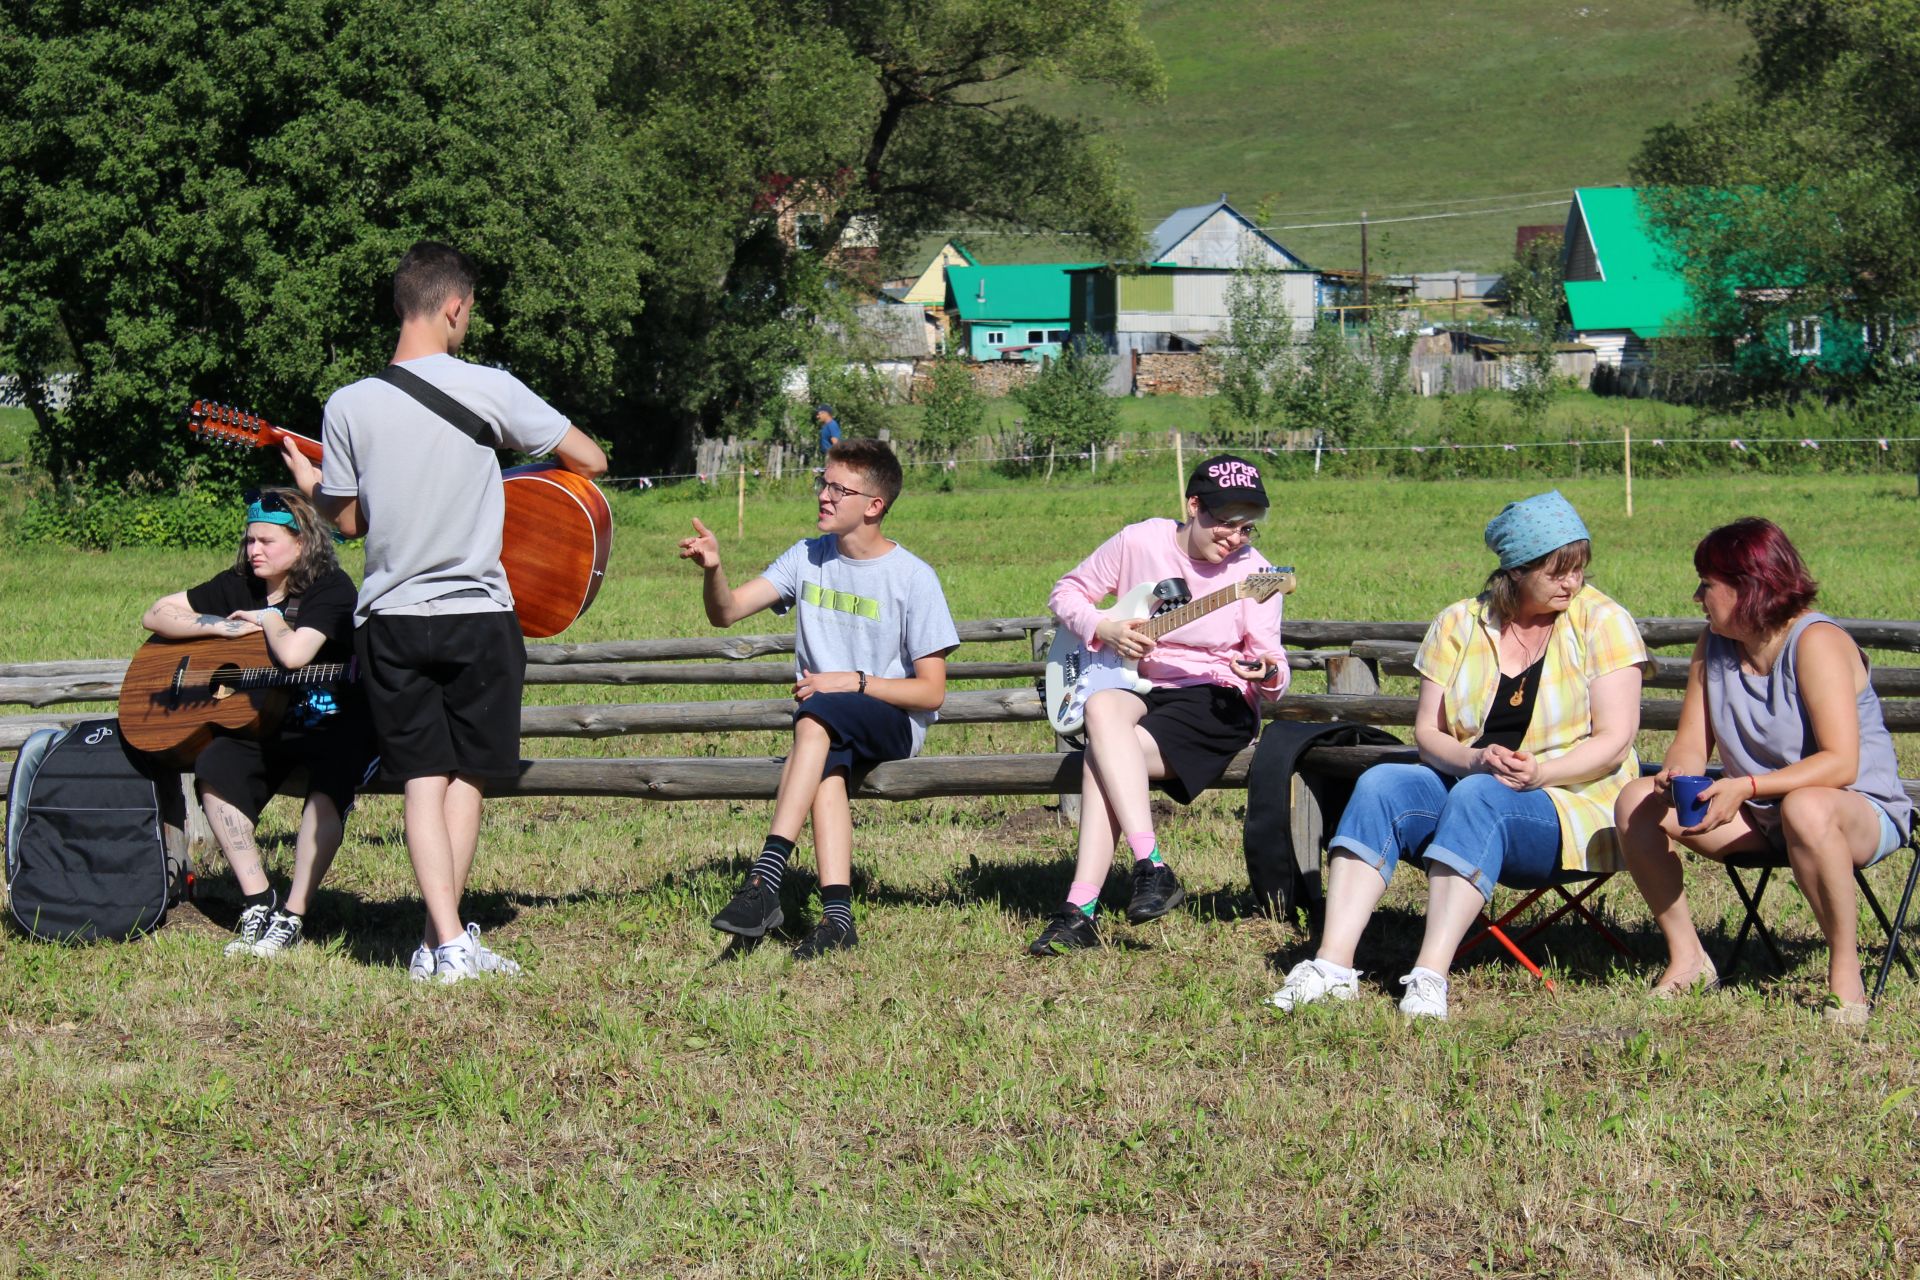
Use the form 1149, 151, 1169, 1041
3, 472, 1919, 1277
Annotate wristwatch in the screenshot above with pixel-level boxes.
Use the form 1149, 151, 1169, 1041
857, 671, 868, 694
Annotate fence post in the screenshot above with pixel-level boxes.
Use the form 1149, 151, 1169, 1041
1325, 653, 1381, 696
1623, 425, 1633, 517
1173, 428, 1185, 512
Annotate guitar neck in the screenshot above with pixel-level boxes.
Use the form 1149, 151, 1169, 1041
268, 426, 324, 464
223, 660, 353, 691
1142, 583, 1248, 640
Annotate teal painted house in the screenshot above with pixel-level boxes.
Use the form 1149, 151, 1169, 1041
946, 263, 1095, 361
1563, 187, 1880, 377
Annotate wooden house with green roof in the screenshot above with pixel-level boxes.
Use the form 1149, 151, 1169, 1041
1561, 187, 1696, 369
1562, 186, 1882, 377
945, 262, 1095, 362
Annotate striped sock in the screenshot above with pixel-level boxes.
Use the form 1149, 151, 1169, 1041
1126, 832, 1161, 865
750, 836, 795, 893
820, 884, 854, 930
1067, 880, 1102, 917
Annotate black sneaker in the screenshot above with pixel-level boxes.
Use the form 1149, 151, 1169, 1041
792, 917, 858, 960
710, 874, 785, 937
1126, 861, 1186, 923
1028, 907, 1100, 956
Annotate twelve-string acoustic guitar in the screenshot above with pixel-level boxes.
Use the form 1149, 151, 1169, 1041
184, 399, 612, 639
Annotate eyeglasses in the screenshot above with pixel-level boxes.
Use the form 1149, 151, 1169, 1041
1202, 511, 1258, 541
815, 476, 871, 504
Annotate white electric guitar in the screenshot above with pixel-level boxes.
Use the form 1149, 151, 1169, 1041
1042, 568, 1296, 738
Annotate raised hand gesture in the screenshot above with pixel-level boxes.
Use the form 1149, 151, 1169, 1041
679, 517, 721, 570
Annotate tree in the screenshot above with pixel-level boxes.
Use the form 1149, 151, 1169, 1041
1495, 231, 1566, 427
1632, 0, 1920, 390
917, 352, 986, 459
1013, 345, 1118, 464
0, 0, 650, 488
609, 0, 1164, 466
1206, 260, 1300, 438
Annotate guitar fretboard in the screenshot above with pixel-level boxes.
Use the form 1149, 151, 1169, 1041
1140, 572, 1291, 640
195, 661, 352, 693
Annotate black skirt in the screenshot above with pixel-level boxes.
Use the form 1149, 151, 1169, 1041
1139, 683, 1260, 805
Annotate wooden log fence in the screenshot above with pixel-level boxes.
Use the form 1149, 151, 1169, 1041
5, 617, 1917, 806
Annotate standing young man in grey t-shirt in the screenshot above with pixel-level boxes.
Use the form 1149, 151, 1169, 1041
677, 438, 959, 957
282, 241, 607, 983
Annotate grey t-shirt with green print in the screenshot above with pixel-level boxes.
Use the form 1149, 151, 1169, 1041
760, 535, 960, 755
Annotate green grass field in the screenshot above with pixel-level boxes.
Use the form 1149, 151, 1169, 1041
983, 0, 1751, 272
3, 472, 1918, 1277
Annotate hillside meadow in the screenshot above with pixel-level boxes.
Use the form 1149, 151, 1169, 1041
2, 472, 1918, 1277
988, 0, 1748, 271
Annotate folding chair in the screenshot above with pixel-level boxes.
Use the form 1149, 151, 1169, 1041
1454, 869, 1634, 992
1720, 829, 1920, 1006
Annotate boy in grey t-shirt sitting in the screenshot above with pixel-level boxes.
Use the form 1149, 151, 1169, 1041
677, 439, 959, 957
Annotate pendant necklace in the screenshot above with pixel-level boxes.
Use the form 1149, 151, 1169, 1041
1507, 621, 1553, 707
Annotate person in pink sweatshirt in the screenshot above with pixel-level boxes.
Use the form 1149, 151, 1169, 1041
1030, 453, 1288, 954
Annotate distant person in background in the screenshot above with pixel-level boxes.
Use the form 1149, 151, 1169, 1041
1267, 491, 1647, 1020
1029, 454, 1287, 956
140, 488, 376, 959
679, 438, 959, 958
1615, 518, 1913, 1025
815, 405, 842, 457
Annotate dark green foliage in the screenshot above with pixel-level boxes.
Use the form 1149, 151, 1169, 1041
3, 0, 1161, 518
1633, 0, 1920, 399
15, 482, 242, 550
1013, 346, 1119, 459
0, 0, 649, 490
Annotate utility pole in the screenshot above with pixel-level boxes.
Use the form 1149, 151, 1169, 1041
1359, 211, 1370, 324
1359, 211, 1372, 351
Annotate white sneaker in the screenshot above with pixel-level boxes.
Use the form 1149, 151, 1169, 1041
407, 943, 435, 982
224, 902, 274, 958
1265, 958, 1361, 1011
1398, 967, 1450, 1021
250, 910, 304, 958
433, 938, 479, 985
465, 923, 522, 977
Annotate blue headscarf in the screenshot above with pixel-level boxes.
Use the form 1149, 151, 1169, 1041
1484, 490, 1589, 569
245, 498, 298, 529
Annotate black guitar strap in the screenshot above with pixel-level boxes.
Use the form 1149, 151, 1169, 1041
375, 364, 496, 448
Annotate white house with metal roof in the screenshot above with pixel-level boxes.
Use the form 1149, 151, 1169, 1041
1068, 197, 1319, 359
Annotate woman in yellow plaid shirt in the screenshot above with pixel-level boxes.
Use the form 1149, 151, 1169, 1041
1269, 491, 1648, 1020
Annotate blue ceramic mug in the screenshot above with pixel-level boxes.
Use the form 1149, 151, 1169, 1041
1670, 774, 1713, 827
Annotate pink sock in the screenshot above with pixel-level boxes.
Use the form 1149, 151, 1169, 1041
1126, 832, 1159, 863
1067, 881, 1102, 914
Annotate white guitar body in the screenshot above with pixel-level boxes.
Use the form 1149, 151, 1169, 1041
1043, 583, 1161, 740
1041, 567, 1297, 740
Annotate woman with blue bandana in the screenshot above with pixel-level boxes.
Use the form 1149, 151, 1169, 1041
1267, 491, 1649, 1020
141, 487, 377, 959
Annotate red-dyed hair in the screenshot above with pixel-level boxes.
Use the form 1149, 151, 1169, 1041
1693, 518, 1819, 634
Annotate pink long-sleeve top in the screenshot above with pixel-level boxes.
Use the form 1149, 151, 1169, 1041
1047, 517, 1289, 710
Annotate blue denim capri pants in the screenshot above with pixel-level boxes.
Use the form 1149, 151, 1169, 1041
1327, 763, 1563, 902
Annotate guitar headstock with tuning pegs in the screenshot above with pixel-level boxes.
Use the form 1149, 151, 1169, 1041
184, 401, 323, 462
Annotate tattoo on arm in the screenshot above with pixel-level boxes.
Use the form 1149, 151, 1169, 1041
196, 613, 226, 626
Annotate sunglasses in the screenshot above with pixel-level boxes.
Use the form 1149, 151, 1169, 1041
244, 489, 292, 514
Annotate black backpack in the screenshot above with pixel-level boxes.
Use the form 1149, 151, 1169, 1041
5, 718, 191, 942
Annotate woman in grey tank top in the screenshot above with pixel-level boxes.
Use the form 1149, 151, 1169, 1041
1615, 519, 1913, 1024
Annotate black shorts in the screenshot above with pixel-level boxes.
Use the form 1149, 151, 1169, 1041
1139, 683, 1259, 805
355, 611, 525, 782
193, 702, 379, 825
794, 691, 915, 778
